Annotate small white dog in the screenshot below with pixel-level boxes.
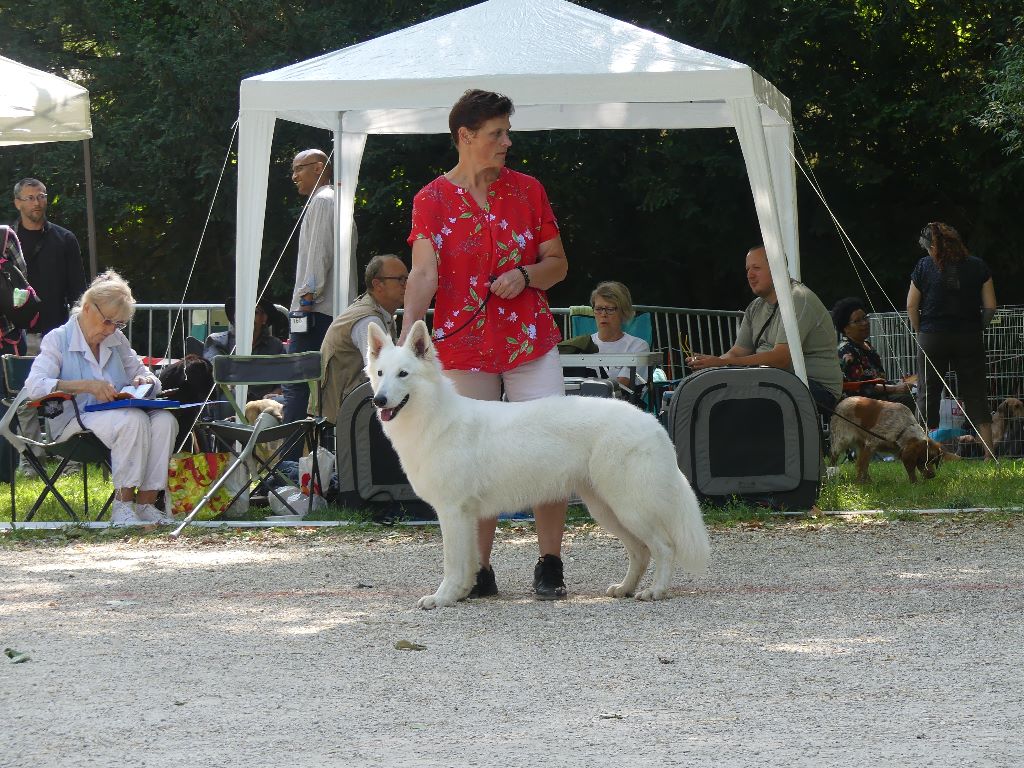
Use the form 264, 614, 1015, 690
366, 320, 710, 610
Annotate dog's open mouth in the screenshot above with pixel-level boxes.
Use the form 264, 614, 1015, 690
377, 394, 409, 422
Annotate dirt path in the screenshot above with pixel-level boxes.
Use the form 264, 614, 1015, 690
2, 520, 1023, 767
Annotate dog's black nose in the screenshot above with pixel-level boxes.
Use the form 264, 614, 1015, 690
373, 394, 388, 408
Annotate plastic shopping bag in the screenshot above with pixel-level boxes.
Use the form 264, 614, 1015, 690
299, 447, 335, 498
168, 452, 250, 518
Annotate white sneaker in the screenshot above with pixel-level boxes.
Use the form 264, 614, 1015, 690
110, 499, 146, 526
135, 503, 175, 524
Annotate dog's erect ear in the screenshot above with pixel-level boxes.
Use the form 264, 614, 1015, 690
366, 322, 391, 361
407, 319, 434, 360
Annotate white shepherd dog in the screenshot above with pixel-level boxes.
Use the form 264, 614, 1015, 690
367, 321, 710, 610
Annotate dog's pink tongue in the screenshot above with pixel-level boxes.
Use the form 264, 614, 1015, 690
379, 408, 394, 422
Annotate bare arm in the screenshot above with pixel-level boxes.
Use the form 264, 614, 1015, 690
907, 282, 922, 332
981, 278, 997, 326
690, 343, 792, 370
488, 235, 568, 299
399, 238, 440, 343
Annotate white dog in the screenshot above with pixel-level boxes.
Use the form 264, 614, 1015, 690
366, 320, 710, 610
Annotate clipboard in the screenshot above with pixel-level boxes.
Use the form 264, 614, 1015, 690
84, 398, 181, 412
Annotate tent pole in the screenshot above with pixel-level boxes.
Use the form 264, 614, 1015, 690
82, 139, 98, 278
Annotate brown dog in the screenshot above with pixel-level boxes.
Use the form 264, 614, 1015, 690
243, 398, 285, 467
993, 397, 1024, 445
830, 397, 944, 483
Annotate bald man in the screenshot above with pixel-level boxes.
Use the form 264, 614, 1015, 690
688, 246, 842, 412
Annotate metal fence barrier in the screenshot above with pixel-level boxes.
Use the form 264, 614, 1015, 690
870, 307, 1024, 413
133, 302, 743, 381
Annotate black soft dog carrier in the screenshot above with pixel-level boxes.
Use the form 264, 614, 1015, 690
334, 381, 435, 520
666, 367, 822, 510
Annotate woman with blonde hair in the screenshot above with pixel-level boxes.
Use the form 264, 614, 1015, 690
589, 281, 650, 388
24, 270, 178, 524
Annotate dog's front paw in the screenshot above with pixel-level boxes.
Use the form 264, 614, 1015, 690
606, 583, 634, 599
635, 587, 668, 602
417, 592, 458, 610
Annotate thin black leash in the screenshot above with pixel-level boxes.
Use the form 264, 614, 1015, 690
432, 275, 497, 342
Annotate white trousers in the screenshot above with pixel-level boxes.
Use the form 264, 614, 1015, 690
62, 409, 179, 491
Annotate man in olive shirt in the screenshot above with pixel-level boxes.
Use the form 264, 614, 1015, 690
688, 246, 842, 412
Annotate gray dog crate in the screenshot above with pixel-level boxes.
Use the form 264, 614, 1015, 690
667, 366, 822, 511
334, 381, 434, 520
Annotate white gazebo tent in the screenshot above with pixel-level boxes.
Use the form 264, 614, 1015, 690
235, 0, 809, 381
0, 55, 98, 277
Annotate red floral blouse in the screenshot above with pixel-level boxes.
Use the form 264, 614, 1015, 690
407, 168, 562, 373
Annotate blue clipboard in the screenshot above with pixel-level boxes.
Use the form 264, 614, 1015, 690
84, 398, 181, 412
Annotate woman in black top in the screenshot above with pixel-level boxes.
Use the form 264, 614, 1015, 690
906, 222, 997, 456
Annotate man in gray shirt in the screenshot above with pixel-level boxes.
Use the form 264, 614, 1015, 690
688, 246, 842, 412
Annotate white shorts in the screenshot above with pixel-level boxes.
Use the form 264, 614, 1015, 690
444, 347, 564, 402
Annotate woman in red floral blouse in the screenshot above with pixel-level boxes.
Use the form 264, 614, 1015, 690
402, 89, 570, 601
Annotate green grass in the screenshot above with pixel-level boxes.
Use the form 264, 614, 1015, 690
4, 457, 1024, 526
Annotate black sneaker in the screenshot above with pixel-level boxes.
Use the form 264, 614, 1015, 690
533, 554, 567, 600
468, 565, 498, 598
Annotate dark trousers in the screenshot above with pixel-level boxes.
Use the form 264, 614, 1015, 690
916, 330, 988, 430
808, 378, 837, 415
283, 311, 332, 460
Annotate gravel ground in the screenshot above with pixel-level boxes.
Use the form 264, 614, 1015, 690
1, 519, 1023, 768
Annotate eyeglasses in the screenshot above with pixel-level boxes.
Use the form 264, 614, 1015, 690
93, 302, 127, 330
16, 193, 47, 203
291, 162, 322, 174
847, 316, 870, 325
593, 306, 619, 315
378, 275, 409, 285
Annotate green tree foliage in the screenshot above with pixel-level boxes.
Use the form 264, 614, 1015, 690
975, 16, 1024, 158
1, 0, 1022, 314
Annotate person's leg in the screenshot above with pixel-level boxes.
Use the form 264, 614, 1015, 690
952, 331, 993, 458
502, 347, 569, 599
442, 368, 502, 569
80, 409, 149, 522
282, 312, 332, 459
917, 331, 948, 430
82, 408, 150, 491
135, 410, 179, 506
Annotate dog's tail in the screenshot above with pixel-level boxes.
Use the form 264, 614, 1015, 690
668, 476, 711, 576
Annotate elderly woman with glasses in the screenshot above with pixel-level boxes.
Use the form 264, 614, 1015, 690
23, 270, 178, 525
831, 296, 914, 409
589, 281, 650, 388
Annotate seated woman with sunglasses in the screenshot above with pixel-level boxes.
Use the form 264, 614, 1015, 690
23, 270, 178, 525
831, 296, 914, 409
588, 281, 650, 390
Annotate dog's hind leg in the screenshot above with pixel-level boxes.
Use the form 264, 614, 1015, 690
635, 531, 678, 602
577, 488, 650, 598
418, 507, 478, 610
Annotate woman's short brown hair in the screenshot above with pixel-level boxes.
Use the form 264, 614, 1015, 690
590, 281, 635, 323
448, 89, 514, 146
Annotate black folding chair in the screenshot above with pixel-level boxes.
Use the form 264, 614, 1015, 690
0, 354, 114, 522
184, 335, 205, 357
193, 352, 326, 519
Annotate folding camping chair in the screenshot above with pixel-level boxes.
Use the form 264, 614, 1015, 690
0, 354, 114, 522
184, 335, 205, 357
191, 351, 325, 521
